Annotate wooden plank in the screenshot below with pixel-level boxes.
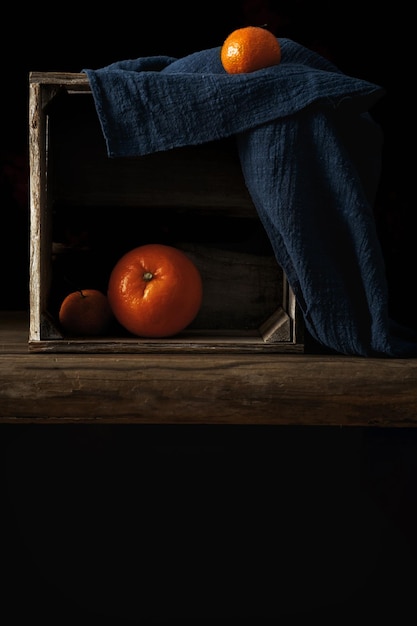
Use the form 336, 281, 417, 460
1, 312, 416, 425
29, 71, 90, 92
28, 79, 43, 342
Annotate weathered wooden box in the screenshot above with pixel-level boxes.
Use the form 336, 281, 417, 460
28, 72, 303, 353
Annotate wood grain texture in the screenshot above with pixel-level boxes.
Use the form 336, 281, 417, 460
1, 312, 416, 425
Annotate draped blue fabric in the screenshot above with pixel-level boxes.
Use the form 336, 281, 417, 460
83, 39, 417, 356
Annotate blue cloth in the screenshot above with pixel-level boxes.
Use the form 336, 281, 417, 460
83, 38, 417, 357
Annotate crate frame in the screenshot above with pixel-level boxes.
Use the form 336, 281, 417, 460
28, 72, 304, 354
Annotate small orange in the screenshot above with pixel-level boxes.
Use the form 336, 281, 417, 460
220, 25, 281, 74
58, 289, 113, 336
107, 243, 203, 338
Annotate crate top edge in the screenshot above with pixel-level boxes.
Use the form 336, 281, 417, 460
29, 71, 90, 89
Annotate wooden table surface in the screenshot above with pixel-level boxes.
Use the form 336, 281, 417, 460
1, 310, 416, 425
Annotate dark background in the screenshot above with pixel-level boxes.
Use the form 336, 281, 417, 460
1, 1, 416, 623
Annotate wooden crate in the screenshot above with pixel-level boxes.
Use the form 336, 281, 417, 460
28, 72, 304, 353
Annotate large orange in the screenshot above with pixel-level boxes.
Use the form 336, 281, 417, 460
220, 25, 281, 74
107, 243, 203, 338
